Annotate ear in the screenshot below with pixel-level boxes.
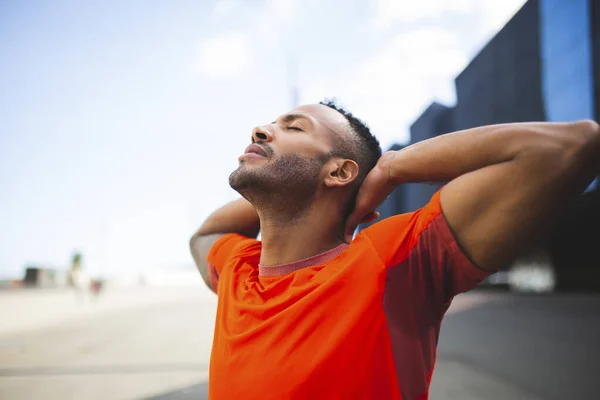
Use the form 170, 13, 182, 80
323, 159, 359, 188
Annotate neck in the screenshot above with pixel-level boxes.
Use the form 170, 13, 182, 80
256, 201, 347, 266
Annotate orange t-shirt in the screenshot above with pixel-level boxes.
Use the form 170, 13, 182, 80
206, 190, 490, 400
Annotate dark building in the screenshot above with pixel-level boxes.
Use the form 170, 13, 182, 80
405, 103, 453, 212
455, 0, 545, 130
365, 0, 600, 286
377, 0, 599, 216
539, 0, 595, 124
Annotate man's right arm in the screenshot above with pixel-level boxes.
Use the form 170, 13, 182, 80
189, 198, 260, 292
349, 121, 600, 272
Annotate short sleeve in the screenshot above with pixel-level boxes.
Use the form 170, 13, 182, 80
360, 189, 490, 305
206, 233, 260, 292
365, 191, 491, 399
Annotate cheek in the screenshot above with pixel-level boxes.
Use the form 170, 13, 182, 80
273, 154, 324, 178
278, 137, 332, 158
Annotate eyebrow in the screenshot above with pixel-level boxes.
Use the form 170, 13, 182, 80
272, 113, 315, 127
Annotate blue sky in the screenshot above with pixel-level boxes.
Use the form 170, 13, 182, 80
0, 0, 526, 278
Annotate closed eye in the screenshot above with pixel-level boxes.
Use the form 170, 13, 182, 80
288, 125, 303, 131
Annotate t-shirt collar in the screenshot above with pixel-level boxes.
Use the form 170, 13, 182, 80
258, 243, 349, 276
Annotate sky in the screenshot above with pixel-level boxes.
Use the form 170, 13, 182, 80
0, 0, 527, 279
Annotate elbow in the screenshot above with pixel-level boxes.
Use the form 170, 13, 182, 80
575, 119, 600, 132
191, 222, 213, 246
189, 230, 204, 252
566, 120, 600, 161
519, 120, 600, 170
544, 120, 600, 158
546, 120, 600, 177
572, 119, 600, 145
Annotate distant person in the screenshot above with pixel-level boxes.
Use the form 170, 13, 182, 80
190, 100, 600, 399
69, 267, 90, 303
89, 278, 104, 300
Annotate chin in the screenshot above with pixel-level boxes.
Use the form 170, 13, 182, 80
228, 167, 243, 191
229, 165, 260, 192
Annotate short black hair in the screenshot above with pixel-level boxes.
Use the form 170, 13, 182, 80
319, 99, 382, 185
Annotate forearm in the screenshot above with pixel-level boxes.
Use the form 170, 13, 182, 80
194, 198, 260, 239
387, 121, 600, 184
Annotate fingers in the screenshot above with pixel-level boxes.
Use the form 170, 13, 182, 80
344, 214, 361, 243
362, 211, 380, 223
344, 211, 381, 243
345, 202, 370, 237
344, 221, 358, 243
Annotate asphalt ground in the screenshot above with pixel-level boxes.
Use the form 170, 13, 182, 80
148, 292, 600, 400
2, 289, 599, 399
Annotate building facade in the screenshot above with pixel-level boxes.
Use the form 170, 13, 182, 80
365, 0, 599, 284
377, 0, 599, 217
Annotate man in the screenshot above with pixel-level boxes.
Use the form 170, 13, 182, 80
190, 100, 600, 399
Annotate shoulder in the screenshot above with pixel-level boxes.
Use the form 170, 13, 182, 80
363, 189, 443, 236
357, 190, 444, 266
208, 233, 262, 264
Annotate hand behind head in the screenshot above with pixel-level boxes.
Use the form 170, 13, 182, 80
344, 210, 380, 243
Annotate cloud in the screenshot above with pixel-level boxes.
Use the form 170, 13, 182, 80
372, 0, 472, 30
193, 0, 300, 81
303, 0, 527, 148
211, 0, 241, 21
237, 0, 300, 42
192, 32, 252, 80
476, 0, 528, 36
211, 0, 297, 25
304, 26, 468, 147
373, 0, 527, 34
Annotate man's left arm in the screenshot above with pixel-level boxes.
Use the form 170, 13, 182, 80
348, 120, 600, 272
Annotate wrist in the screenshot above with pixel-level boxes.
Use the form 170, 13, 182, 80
382, 151, 406, 185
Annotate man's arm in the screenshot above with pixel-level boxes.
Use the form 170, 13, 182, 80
190, 198, 260, 290
348, 121, 600, 271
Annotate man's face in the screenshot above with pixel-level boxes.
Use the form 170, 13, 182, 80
229, 104, 350, 202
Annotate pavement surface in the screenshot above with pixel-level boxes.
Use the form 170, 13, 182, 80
0, 286, 216, 400
1, 288, 599, 399
432, 292, 600, 400
0, 285, 211, 336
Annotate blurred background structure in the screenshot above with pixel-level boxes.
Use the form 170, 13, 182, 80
361, 0, 600, 294
1, 0, 599, 399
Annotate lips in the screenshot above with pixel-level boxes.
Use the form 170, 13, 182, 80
244, 143, 269, 158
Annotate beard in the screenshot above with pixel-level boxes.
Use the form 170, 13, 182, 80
229, 152, 328, 221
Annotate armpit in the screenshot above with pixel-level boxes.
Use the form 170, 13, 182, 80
190, 233, 224, 293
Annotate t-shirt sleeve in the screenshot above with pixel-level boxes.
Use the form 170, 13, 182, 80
359, 188, 491, 307
206, 233, 260, 293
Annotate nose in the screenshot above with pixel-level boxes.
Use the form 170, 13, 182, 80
252, 125, 273, 143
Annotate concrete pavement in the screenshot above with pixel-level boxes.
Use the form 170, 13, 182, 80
146, 292, 600, 400
2, 288, 599, 399
0, 286, 216, 400
432, 293, 600, 400
0, 285, 213, 336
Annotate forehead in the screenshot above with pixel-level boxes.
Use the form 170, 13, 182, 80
279, 104, 350, 140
